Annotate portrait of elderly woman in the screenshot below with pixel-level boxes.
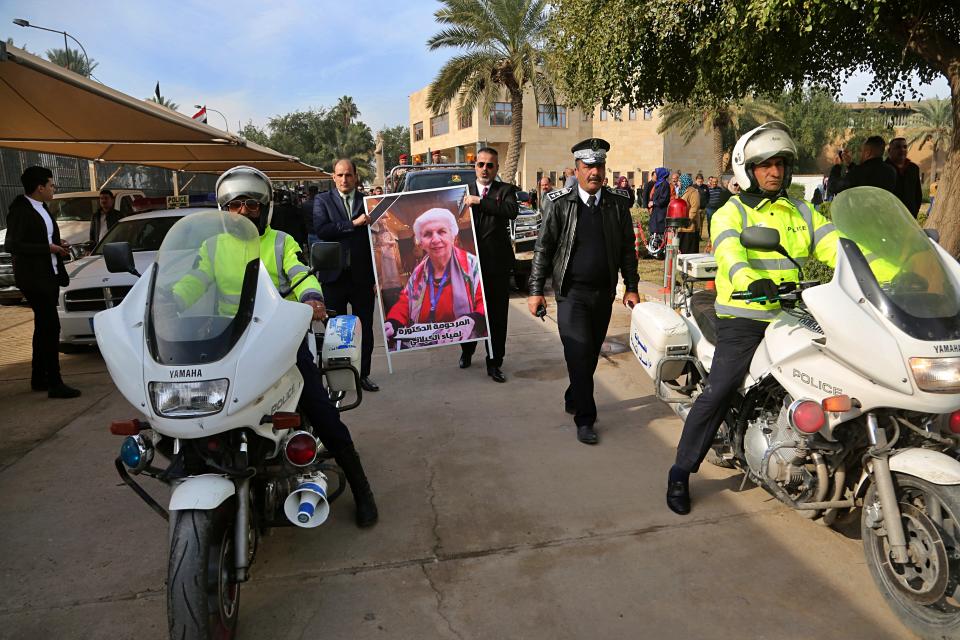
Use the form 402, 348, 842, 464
383, 207, 487, 351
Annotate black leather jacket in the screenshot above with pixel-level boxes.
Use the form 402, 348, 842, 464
529, 186, 639, 299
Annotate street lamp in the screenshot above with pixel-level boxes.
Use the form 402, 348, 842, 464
12, 18, 92, 75
195, 105, 230, 132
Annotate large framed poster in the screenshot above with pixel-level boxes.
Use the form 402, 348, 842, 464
365, 185, 491, 371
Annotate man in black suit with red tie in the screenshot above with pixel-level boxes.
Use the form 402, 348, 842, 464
4, 166, 80, 398
459, 147, 519, 383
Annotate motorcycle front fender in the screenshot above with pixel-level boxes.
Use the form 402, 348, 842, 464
889, 448, 960, 485
169, 474, 236, 511
856, 448, 960, 498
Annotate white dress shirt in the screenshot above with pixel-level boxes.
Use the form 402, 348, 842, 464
26, 195, 57, 273
577, 185, 601, 207
475, 180, 492, 198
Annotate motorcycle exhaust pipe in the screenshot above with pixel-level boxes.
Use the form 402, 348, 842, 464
283, 473, 330, 528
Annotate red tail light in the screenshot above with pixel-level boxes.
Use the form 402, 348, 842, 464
949, 411, 960, 434
284, 432, 318, 466
789, 399, 826, 434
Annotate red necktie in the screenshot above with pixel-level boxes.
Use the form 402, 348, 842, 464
481, 186, 489, 198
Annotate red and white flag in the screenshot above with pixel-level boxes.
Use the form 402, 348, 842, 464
192, 105, 207, 123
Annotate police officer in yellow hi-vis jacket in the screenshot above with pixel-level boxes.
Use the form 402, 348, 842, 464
667, 123, 839, 515
175, 166, 378, 528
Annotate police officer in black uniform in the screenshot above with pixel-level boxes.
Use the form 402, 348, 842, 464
527, 139, 641, 444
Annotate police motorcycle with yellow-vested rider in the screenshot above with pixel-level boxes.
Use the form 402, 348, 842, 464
93, 166, 376, 640
630, 122, 960, 639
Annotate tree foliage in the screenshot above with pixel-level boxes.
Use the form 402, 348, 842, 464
547, 0, 960, 253
426, 0, 556, 183
378, 124, 411, 169
45, 47, 98, 78
240, 100, 377, 180
907, 98, 954, 180
657, 97, 780, 175
775, 88, 850, 174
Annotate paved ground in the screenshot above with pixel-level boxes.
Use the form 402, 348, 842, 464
0, 290, 914, 639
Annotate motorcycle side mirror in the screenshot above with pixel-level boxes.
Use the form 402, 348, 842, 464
103, 242, 141, 277
924, 228, 941, 244
739, 226, 781, 251
310, 241, 343, 283
739, 226, 805, 278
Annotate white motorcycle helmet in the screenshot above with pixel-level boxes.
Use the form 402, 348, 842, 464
730, 121, 797, 194
216, 165, 273, 232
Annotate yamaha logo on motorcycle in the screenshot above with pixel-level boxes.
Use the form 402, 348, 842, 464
629, 189, 960, 639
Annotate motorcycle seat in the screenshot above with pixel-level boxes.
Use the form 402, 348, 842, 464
690, 289, 719, 345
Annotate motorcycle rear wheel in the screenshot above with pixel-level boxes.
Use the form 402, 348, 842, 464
168, 505, 240, 640
862, 474, 960, 639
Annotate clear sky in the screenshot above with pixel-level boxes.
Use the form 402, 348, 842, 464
0, 0, 951, 134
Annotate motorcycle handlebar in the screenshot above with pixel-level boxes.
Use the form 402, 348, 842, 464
731, 282, 799, 302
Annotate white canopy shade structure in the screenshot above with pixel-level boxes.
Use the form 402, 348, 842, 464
0, 42, 329, 181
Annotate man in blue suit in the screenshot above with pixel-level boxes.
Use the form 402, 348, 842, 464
312, 158, 379, 392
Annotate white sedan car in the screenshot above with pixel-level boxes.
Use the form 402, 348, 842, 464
58, 207, 211, 346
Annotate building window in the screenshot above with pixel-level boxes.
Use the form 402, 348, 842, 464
613, 171, 621, 181
430, 113, 449, 137
643, 108, 653, 120
600, 109, 609, 121
628, 109, 637, 121
413, 121, 423, 141
489, 102, 512, 126
537, 104, 567, 128
627, 171, 635, 184
613, 109, 622, 121
457, 111, 473, 129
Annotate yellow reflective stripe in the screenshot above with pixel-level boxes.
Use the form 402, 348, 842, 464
748, 256, 806, 270
714, 302, 779, 320
729, 261, 750, 279
298, 287, 322, 301
713, 228, 740, 250
729, 197, 748, 229
220, 292, 242, 303
813, 223, 836, 246
287, 264, 309, 279
790, 199, 816, 250
273, 231, 287, 288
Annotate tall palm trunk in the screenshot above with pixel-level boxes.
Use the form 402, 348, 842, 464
924, 73, 960, 257
503, 90, 524, 185
712, 127, 725, 176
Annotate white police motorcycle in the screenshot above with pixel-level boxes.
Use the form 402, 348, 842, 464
631, 187, 960, 639
95, 210, 361, 639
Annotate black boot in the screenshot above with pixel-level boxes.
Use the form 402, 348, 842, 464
335, 444, 379, 528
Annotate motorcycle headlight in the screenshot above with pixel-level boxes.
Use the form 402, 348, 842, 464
149, 379, 229, 417
910, 357, 960, 393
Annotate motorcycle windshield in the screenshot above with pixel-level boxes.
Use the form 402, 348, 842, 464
149, 210, 261, 365
831, 186, 960, 340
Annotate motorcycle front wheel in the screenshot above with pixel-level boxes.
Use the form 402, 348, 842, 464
168, 505, 240, 640
862, 474, 960, 639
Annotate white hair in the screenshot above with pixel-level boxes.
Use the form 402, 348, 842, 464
413, 208, 458, 241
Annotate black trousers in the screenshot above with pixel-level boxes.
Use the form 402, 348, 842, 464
21, 285, 62, 387
461, 270, 510, 368
557, 286, 613, 427
322, 273, 375, 377
296, 337, 353, 454
675, 317, 767, 473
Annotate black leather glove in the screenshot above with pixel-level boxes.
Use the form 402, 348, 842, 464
747, 278, 779, 301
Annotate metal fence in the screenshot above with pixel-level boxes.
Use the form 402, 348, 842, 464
0, 148, 217, 228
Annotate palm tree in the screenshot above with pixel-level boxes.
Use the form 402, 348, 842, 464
45, 47, 98, 78
907, 98, 953, 182
426, 0, 555, 183
657, 98, 781, 175
319, 122, 376, 181
147, 95, 180, 111
334, 96, 360, 129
